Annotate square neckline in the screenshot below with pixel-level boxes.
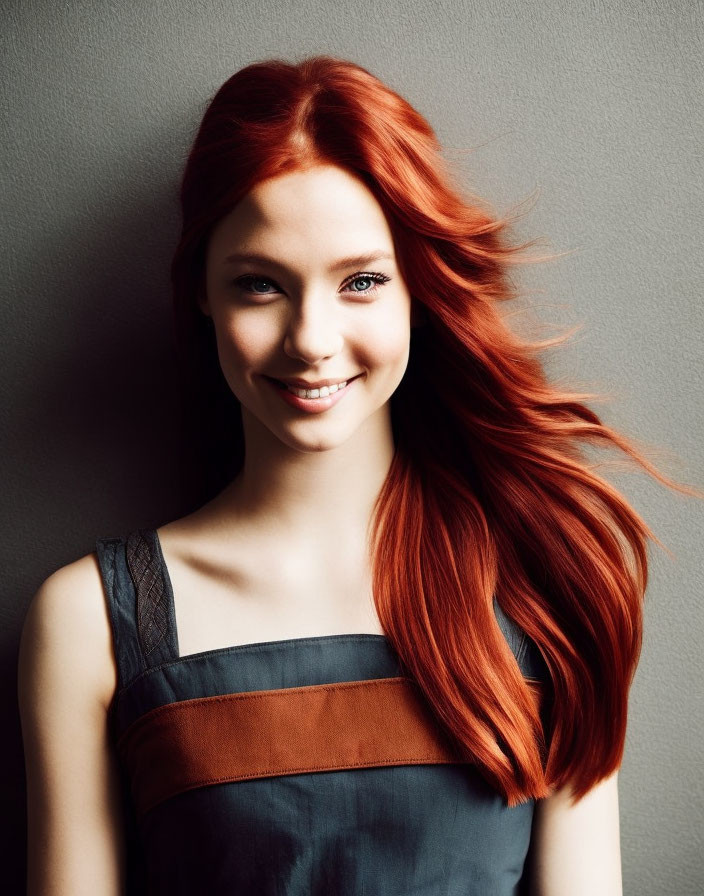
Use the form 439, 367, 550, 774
152, 527, 390, 662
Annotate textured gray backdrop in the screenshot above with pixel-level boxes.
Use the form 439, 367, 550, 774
2, 1, 702, 893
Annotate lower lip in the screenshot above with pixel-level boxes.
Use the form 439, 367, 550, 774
264, 376, 359, 414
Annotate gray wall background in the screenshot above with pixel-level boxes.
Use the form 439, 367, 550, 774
2, 1, 702, 893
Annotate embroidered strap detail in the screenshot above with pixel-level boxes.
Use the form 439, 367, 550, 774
126, 528, 178, 667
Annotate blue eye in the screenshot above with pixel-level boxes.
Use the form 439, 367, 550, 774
349, 276, 374, 292
344, 273, 391, 294
236, 275, 278, 295
233, 271, 391, 299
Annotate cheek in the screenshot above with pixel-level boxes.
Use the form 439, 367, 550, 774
358, 302, 412, 373
215, 313, 280, 375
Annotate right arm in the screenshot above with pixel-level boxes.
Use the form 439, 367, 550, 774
18, 554, 126, 895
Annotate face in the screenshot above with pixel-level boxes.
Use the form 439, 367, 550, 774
201, 164, 413, 454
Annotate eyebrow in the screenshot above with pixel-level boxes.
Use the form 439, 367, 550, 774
223, 250, 395, 272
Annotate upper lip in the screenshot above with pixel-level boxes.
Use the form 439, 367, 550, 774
268, 375, 359, 389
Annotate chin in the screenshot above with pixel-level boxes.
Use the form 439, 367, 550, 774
280, 432, 349, 454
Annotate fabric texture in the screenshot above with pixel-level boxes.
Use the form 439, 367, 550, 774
95, 527, 549, 895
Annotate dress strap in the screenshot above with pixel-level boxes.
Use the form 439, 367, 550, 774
95, 528, 180, 690
493, 596, 547, 682
125, 528, 180, 669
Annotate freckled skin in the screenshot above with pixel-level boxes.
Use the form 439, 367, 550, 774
201, 164, 413, 456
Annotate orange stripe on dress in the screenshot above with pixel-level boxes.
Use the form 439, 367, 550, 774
117, 676, 470, 815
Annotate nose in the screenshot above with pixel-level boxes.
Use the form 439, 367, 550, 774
283, 294, 344, 363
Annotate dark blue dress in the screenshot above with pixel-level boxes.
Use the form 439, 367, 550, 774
95, 528, 547, 895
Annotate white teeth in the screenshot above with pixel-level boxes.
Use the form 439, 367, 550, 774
286, 380, 348, 399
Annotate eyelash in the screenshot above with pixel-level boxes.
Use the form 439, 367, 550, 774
233, 271, 391, 298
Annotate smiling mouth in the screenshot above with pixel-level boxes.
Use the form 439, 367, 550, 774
265, 375, 361, 400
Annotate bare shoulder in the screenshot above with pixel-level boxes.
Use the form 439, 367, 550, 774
18, 552, 126, 895
18, 550, 118, 713
528, 771, 622, 895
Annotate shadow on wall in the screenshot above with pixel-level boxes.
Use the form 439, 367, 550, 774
3, 159, 192, 891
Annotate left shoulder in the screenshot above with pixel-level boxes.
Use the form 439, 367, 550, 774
526, 771, 622, 895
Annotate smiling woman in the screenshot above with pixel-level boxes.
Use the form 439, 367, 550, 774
199, 164, 413, 454
18, 54, 701, 896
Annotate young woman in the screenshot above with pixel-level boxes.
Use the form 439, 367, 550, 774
19, 55, 696, 895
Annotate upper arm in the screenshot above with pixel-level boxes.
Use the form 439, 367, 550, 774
526, 770, 622, 896
18, 554, 126, 896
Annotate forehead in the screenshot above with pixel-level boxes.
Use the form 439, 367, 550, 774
207, 164, 396, 263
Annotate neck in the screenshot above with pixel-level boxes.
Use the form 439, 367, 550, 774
211, 406, 396, 547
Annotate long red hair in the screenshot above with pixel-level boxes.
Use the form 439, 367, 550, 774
170, 55, 700, 806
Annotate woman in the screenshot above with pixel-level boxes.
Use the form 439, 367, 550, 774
18, 55, 695, 895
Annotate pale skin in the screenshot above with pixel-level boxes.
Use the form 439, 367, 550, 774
18, 163, 622, 894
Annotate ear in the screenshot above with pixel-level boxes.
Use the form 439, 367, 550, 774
410, 297, 427, 328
